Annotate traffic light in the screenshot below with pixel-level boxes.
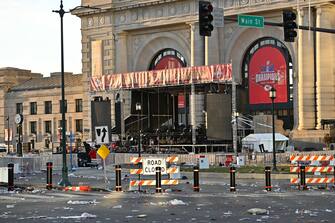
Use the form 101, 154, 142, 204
283, 10, 297, 42
199, 1, 214, 36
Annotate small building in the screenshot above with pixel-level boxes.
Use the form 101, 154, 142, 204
0, 68, 85, 153
242, 133, 289, 152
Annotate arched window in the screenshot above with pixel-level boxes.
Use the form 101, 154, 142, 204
149, 48, 187, 70
242, 37, 293, 102
242, 37, 294, 129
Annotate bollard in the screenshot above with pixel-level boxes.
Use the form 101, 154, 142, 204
230, 166, 236, 192
8, 163, 14, 191
115, 165, 122, 192
265, 166, 272, 191
193, 166, 200, 192
300, 165, 307, 190
156, 167, 162, 193
46, 162, 53, 190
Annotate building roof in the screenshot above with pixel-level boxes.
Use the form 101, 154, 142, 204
242, 133, 289, 142
10, 74, 83, 91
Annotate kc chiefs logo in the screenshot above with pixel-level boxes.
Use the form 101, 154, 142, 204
252, 60, 284, 92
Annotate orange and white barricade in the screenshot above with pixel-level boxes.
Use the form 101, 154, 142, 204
129, 155, 180, 191
290, 154, 334, 188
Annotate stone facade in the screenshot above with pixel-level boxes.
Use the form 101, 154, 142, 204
0, 68, 85, 152
73, 0, 335, 143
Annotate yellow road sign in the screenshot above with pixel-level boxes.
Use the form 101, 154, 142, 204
97, 144, 110, 160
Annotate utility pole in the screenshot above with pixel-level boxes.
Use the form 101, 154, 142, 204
197, 1, 214, 154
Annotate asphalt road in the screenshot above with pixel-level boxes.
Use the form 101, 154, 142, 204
0, 185, 334, 223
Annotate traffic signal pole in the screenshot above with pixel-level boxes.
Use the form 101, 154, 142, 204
225, 17, 335, 34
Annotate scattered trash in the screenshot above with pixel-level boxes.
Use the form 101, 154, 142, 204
247, 208, 268, 215
150, 199, 187, 206
223, 211, 232, 215
67, 200, 99, 205
26, 187, 34, 191
239, 218, 251, 221
63, 207, 73, 210
169, 199, 187, 206
137, 214, 147, 218
60, 212, 96, 219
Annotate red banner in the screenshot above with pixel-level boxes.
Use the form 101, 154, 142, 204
178, 94, 185, 108
248, 46, 287, 104
90, 64, 232, 91
153, 55, 184, 70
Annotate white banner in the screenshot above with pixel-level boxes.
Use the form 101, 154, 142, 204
142, 157, 167, 175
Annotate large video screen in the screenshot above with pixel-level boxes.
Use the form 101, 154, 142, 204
248, 46, 288, 104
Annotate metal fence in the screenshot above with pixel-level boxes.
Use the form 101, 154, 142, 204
0, 151, 334, 174
0, 153, 77, 173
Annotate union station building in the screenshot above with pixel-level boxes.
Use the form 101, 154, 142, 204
0, 0, 334, 152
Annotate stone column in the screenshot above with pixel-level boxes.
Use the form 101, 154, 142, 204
115, 32, 129, 141
115, 31, 128, 73
206, 27, 220, 65
190, 23, 203, 148
297, 8, 315, 130
316, 6, 335, 129
190, 23, 203, 66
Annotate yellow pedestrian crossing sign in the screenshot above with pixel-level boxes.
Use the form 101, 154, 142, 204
97, 144, 110, 160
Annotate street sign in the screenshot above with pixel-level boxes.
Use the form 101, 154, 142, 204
95, 126, 109, 144
238, 14, 264, 28
0, 167, 8, 183
97, 144, 110, 160
142, 157, 167, 175
199, 156, 209, 169
213, 7, 224, 27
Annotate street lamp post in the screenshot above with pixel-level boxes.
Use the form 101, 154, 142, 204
53, 0, 100, 187
135, 102, 142, 192
269, 87, 277, 172
136, 103, 142, 158
53, 0, 70, 187
232, 111, 239, 157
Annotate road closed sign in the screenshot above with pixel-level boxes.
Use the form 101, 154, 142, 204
142, 157, 167, 175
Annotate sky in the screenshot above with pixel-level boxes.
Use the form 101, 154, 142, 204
0, 0, 82, 76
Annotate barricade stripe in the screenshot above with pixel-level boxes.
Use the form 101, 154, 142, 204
290, 166, 334, 173
130, 156, 179, 163
129, 180, 179, 186
166, 156, 179, 163
130, 167, 180, 175
290, 178, 299, 184
290, 155, 334, 163
290, 178, 335, 184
